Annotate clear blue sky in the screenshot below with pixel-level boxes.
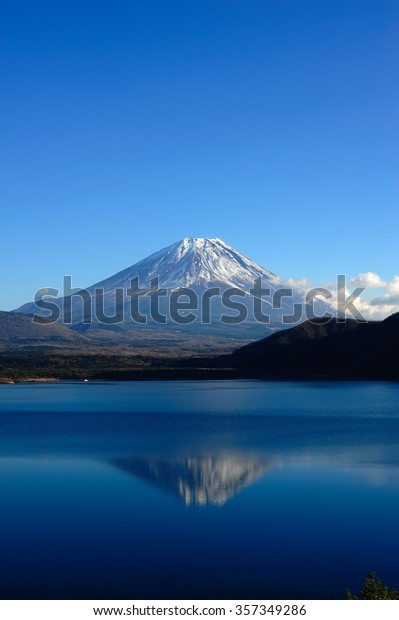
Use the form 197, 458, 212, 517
1, 0, 398, 310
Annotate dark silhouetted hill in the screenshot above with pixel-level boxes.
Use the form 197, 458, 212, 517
228, 313, 399, 380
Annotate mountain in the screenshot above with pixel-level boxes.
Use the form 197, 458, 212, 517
226, 312, 399, 380
15, 238, 326, 347
90, 237, 276, 291
0, 311, 88, 352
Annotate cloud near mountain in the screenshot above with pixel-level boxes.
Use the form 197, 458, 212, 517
344, 273, 399, 319
283, 271, 399, 320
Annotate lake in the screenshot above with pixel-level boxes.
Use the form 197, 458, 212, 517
0, 380, 398, 600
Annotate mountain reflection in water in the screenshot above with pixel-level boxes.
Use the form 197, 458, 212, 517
109, 453, 271, 506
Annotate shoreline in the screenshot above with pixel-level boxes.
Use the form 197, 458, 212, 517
1, 374, 398, 384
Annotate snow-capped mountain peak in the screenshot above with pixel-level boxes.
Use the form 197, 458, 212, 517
93, 237, 276, 292
15, 237, 319, 338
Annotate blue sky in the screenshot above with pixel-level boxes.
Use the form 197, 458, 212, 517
1, 0, 398, 312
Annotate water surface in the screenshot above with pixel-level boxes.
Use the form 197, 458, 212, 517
0, 380, 398, 599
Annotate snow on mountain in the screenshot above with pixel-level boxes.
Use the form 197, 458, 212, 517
15, 238, 324, 337
89, 237, 277, 292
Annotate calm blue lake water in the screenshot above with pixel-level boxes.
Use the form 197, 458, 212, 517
0, 380, 399, 600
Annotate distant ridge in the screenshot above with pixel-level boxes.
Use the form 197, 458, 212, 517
0, 311, 87, 351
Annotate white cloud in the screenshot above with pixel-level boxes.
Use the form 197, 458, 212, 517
281, 272, 399, 321
387, 275, 399, 294
274, 276, 312, 292
348, 272, 386, 289
369, 294, 399, 307
346, 273, 399, 319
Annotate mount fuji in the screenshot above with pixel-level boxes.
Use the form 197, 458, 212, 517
89, 237, 276, 291
15, 238, 326, 351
